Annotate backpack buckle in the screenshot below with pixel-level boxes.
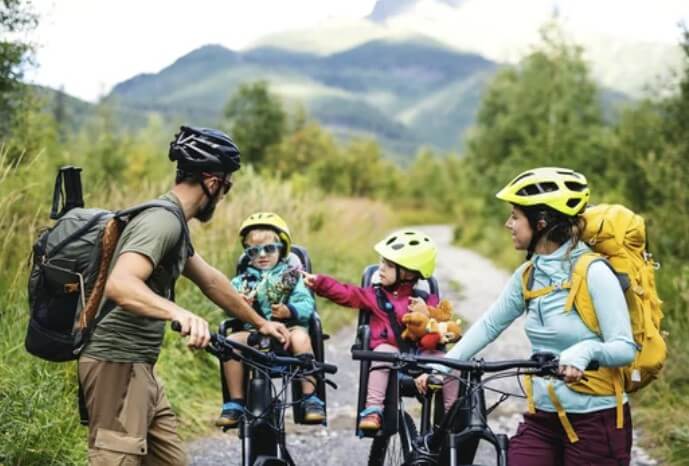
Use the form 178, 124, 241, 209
553, 280, 568, 291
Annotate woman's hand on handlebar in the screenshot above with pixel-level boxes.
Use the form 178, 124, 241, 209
170, 309, 211, 349
258, 320, 291, 349
558, 364, 584, 383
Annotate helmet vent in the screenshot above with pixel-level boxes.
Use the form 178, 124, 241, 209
386, 236, 398, 245
518, 181, 557, 196
565, 181, 587, 192
540, 182, 558, 192
391, 243, 404, 250
567, 198, 582, 208
409, 240, 420, 246
511, 172, 534, 185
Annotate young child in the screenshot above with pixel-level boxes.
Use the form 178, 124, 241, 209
302, 229, 457, 431
216, 212, 325, 427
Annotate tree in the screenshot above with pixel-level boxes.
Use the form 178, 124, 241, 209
223, 81, 286, 167
266, 120, 338, 177
462, 22, 613, 219
0, 0, 38, 137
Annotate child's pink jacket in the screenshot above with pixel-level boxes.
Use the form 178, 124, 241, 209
311, 275, 439, 349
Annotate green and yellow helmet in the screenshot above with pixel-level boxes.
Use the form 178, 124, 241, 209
239, 212, 292, 255
374, 230, 437, 279
496, 167, 590, 216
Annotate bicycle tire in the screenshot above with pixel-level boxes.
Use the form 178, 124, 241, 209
368, 411, 417, 466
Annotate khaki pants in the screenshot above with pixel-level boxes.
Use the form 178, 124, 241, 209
78, 356, 188, 466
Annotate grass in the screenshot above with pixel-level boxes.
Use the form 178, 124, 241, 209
0, 152, 394, 464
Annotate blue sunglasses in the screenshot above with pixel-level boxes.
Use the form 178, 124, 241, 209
245, 242, 283, 259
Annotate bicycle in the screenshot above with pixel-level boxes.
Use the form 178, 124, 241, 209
351, 348, 598, 466
171, 321, 338, 466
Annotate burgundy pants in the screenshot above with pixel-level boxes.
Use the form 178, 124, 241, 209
508, 404, 632, 466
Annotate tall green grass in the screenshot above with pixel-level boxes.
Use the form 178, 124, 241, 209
0, 151, 393, 464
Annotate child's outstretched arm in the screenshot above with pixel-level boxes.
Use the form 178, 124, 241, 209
302, 271, 376, 310
284, 275, 316, 326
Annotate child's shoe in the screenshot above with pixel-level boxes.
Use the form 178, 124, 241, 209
358, 407, 383, 431
215, 401, 244, 428
303, 394, 326, 422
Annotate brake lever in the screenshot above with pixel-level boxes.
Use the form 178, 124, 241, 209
325, 379, 338, 390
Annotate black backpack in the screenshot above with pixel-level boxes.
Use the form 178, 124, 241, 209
26, 166, 191, 362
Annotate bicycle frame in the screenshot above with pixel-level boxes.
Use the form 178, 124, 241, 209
352, 350, 587, 466
241, 361, 295, 466
171, 321, 337, 466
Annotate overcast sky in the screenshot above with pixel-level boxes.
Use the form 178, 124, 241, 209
25, 0, 689, 102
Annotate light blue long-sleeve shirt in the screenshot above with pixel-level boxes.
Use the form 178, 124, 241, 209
231, 261, 315, 328
441, 241, 637, 413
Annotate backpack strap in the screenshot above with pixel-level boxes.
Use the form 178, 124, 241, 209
566, 252, 609, 334
520, 262, 573, 306
75, 199, 193, 355
374, 285, 411, 353
116, 200, 194, 258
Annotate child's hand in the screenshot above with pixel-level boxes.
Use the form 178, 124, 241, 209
415, 373, 429, 395
271, 303, 291, 320
408, 297, 429, 316
301, 271, 317, 288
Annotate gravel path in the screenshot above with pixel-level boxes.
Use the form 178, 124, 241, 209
187, 225, 658, 465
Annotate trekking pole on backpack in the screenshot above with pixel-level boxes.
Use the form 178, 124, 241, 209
50, 165, 84, 220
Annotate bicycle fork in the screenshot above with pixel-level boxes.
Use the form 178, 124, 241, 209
431, 372, 510, 466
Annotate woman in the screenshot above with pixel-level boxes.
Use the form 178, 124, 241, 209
418, 167, 637, 465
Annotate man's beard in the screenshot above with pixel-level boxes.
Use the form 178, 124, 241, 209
195, 198, 217, 223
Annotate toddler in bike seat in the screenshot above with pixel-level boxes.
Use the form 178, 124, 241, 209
216, 212, 325, 428
303, 230, 458, 432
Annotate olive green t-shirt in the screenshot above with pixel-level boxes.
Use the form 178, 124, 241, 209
82, 192, 190, 363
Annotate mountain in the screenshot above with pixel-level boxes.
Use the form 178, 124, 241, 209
255, 0, 683, 99
106, 39, 500, 156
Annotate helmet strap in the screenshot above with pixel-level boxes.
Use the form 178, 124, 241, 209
387, 263, 418, 289
195, 174, 222, 222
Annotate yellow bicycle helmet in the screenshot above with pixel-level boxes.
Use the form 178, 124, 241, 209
374, 230, 437, 279
239, 212, 292, 255
496, 167, 590, 216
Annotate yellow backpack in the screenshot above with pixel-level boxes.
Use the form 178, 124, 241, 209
520, 204, 666, 442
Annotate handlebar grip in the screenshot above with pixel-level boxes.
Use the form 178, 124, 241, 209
171, 320, 182, 332
322, 362, 338, 374
351, 350, 398, 363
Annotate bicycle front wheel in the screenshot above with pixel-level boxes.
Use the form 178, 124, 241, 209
368, 411, 418, 466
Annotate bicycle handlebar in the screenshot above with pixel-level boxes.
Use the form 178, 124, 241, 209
351, 349, 599, 374
170, 320, 337, 374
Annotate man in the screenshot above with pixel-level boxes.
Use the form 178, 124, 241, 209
78, 126, 290, 465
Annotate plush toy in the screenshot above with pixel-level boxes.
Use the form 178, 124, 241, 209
401, 299, 462, 351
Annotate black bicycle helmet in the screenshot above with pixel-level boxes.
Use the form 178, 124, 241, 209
169, 126, 241, 174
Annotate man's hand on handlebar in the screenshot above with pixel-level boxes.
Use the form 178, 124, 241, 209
258, 320, 291, 349
170, 309, 211, 349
